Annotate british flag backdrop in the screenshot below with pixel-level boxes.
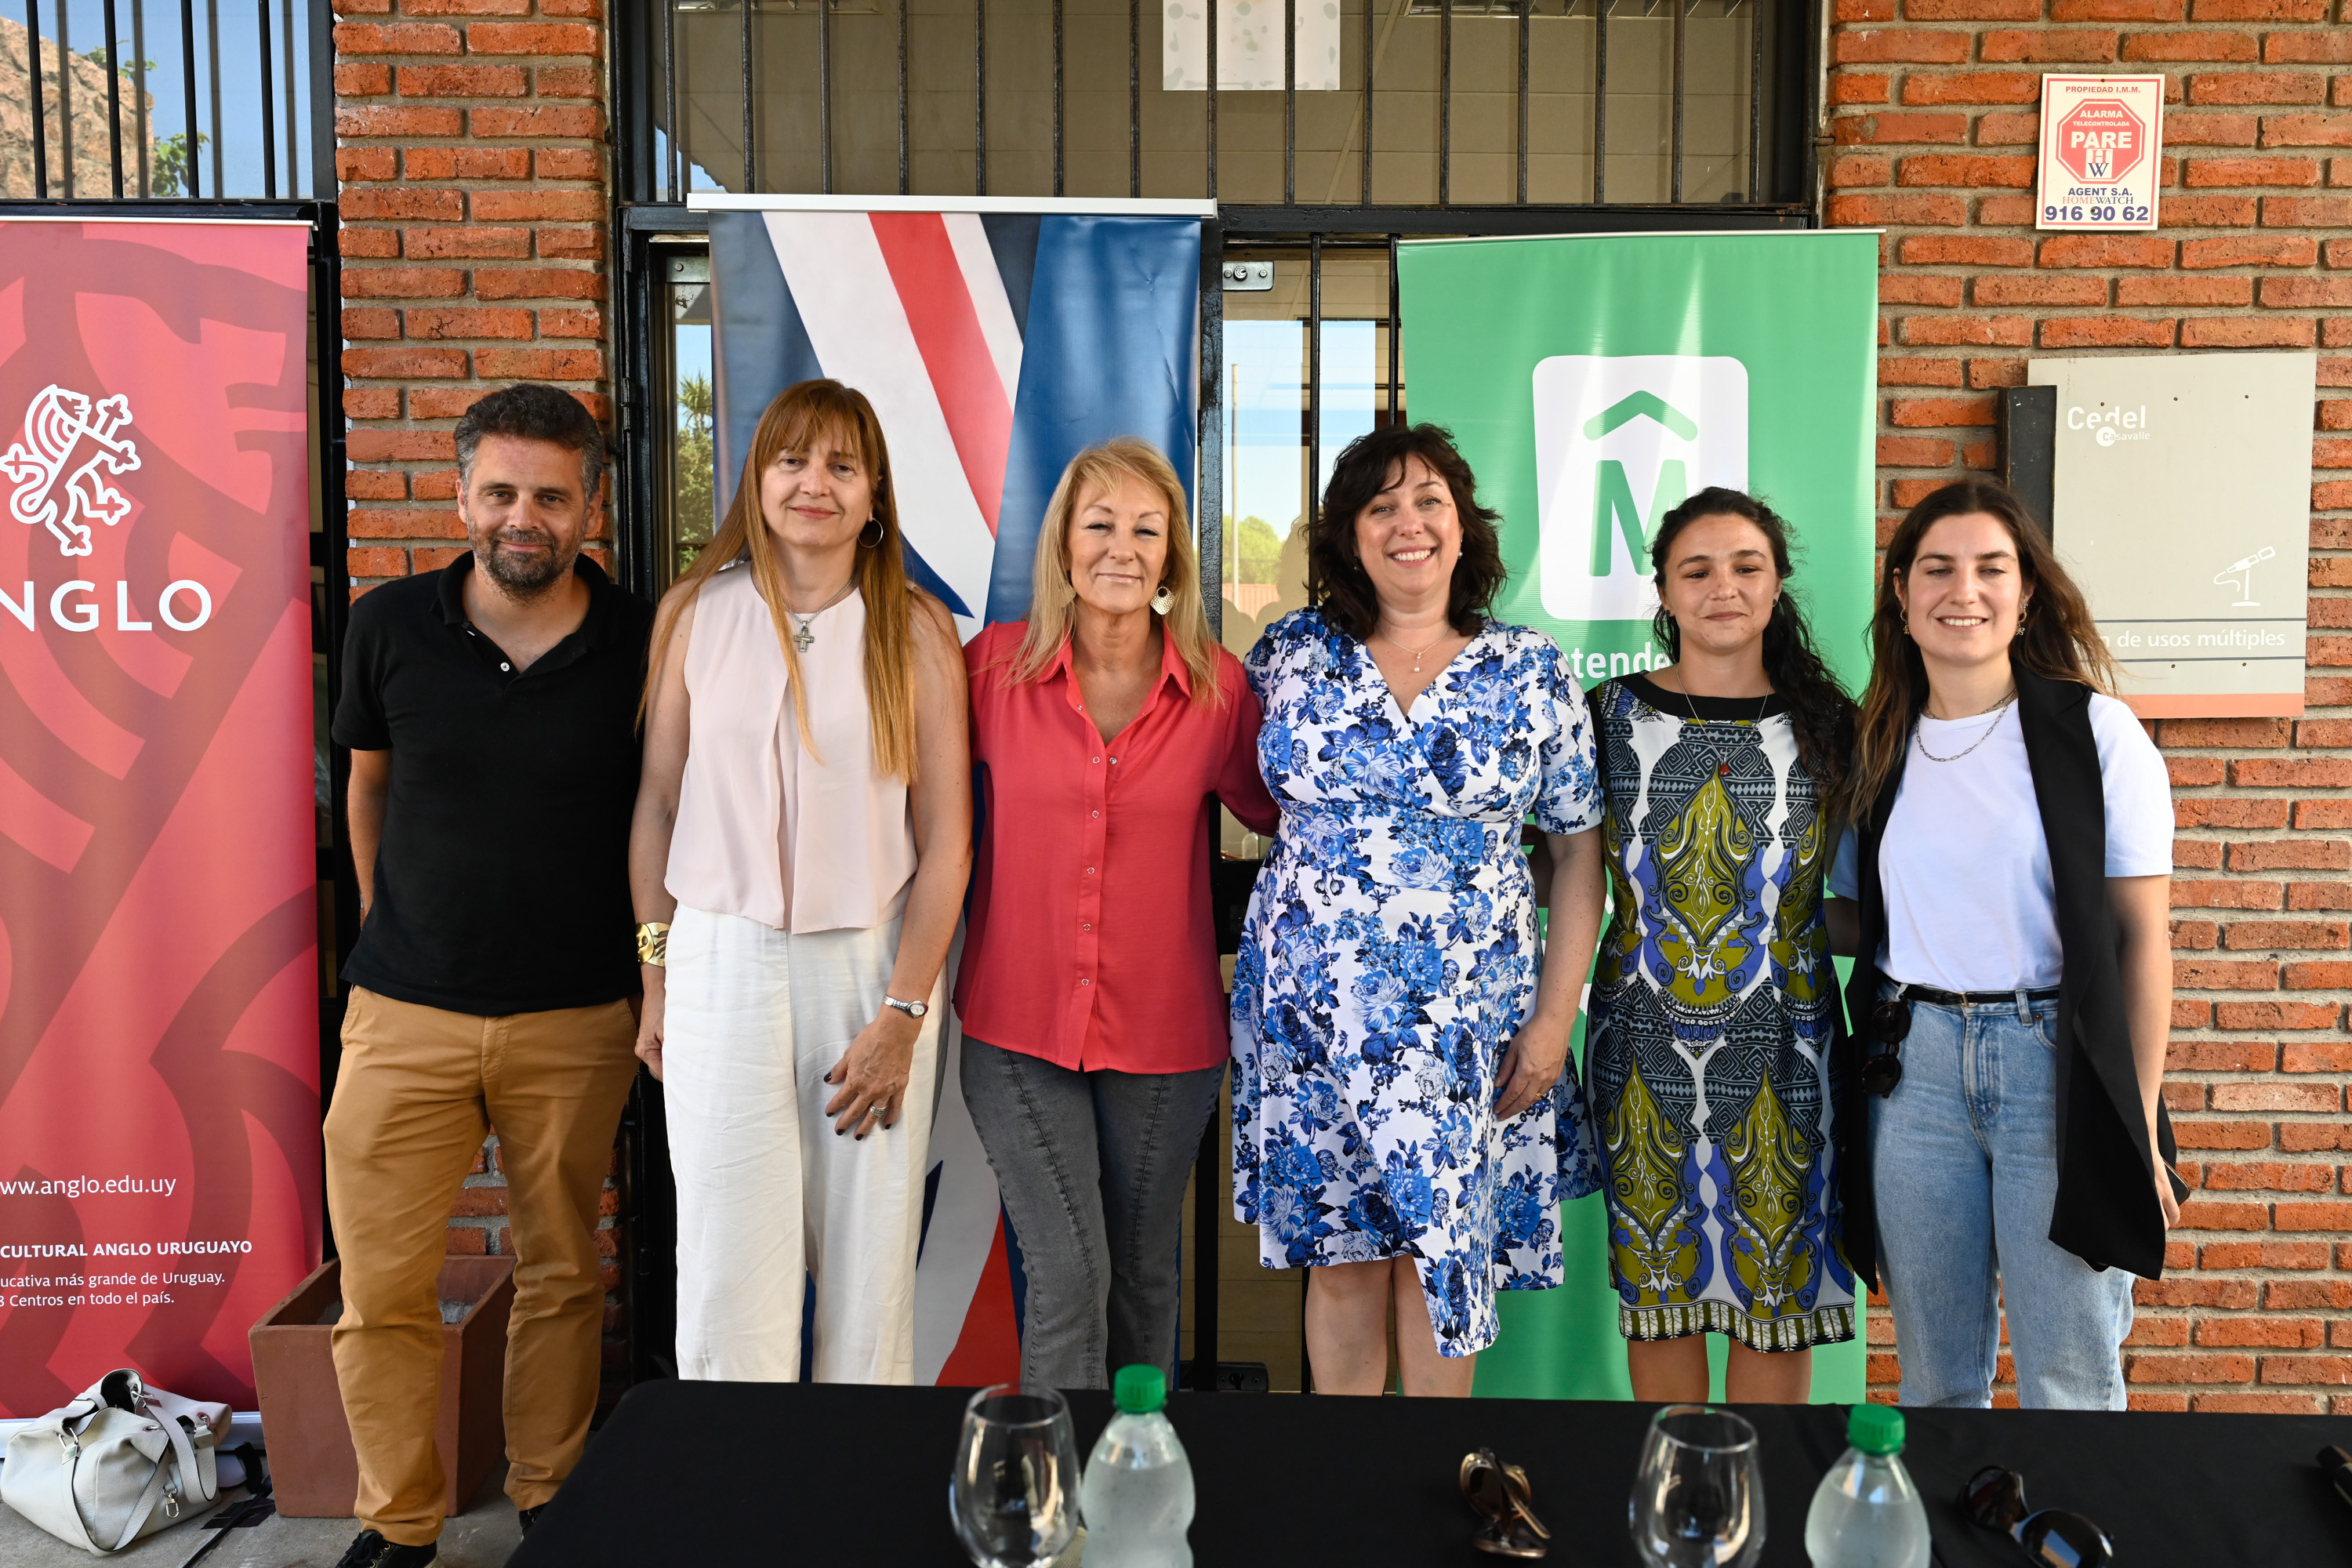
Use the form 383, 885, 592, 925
700, 200, 1205, 1383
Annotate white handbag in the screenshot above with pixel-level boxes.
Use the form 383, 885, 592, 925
1, 1368, 228, 1555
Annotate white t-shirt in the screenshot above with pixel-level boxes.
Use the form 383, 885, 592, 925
1829, 693, 2172, 992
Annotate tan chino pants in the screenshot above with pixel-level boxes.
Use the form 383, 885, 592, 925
324, 986, 638, 1546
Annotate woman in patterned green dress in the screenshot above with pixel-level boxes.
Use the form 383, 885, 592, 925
1584, 488, 1857, 1403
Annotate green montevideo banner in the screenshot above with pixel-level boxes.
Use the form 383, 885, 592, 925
1396, 230, 1881, 1403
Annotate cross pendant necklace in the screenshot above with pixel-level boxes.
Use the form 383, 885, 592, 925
788, 578, 858, 654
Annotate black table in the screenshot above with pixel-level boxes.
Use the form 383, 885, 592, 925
513, 1381, 2350, 1566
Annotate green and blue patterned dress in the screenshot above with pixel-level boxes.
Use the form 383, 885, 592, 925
1585, 673, 1856, 1352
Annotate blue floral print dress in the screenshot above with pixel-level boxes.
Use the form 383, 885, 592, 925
1230, 608, 1606, 1358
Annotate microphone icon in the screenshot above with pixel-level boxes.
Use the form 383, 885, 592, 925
2215, 546, 2276, 608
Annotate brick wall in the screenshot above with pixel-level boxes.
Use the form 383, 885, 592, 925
1828, 0, 2352, 1410
329, 0, 628, 1392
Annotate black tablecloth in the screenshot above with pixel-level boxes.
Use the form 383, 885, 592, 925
512, 1381, 2351, 1566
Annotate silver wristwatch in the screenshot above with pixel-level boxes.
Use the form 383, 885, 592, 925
883, 994, 928, 1020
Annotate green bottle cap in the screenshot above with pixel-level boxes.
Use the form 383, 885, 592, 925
1112, 1364, 1167, 1414
1847, 1404, 1904, 1456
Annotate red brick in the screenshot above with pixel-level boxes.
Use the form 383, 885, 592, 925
2162, 111, 2263, 143
339, 229, 401, 260
2194, 1392, 2327, 1412
1980, 28, 2120, 61
2181, 234, 2318, 265
1974, 110, 2043, 144
2117, 274, 2254, 304
1897, 234, 2035, 266
2187, 154, 2324, 184
1895, 315, 2035, 346
2215, 1000, 2342, 1030
2199, 1317, 2326, 1346
2170, 1040, 2277, 1071
2205, 1161, 2340, 1194
396, 64, 528, 97
2183, 315, 2320, 347
342, 346, 467, 379
409, 388, 493, 419
1879, 357, 1967, 387
2127, 1393, 2191, 1411
340, 188, 464, 223
1832, 153, 1893, 187
471, 268, 604, 303
2172, 917, 2219, 948
2259, 1356, 2352, 1385
1878, 436, 1955, 465
1901, 73, 2043, 105
415, 470, 462, 501
2176, 839, 2225, 869
338, 147, 398, 182
336, 104, 463, 138
2288, 883, 2352, 911
2192, 71, 2329, 104
406, 227, 532, 260
2127, 1316, 2192, 1346
1881, 274, 1964, 304
333, 20, 463, 53
347, 509, 464, 539
473, 348, 606, 380
2128, 31, 2257, 62
1833, 74, 1892, 104
416, 548, 470, 573
345, 470, 408, 501
348, 430, 457, 463
2038, 233, 2177, 267
2267, 1280, 2352, 1308
2299, 800, 2352, 830
336, 62, 393, 95
2192, 0, 2327, 13
536, 229, 606, 262
1904, 0, 2038, 13
470, 106, 606, 140
1833, 32, 1969, 67
347, 546, 414, 580
2172, 880, 2285, 909
464, 21, 604, 55
2281, 1123, 2352, 1151
2200, 1240, 2328, 1268
2285, 1040, 2352, 1071
2266, 34, 2352, 64
1968, 358, 2028, 387
2176, 799, 2292, 829
343, 388, 400, 420
2264, 276, 2352, 307
2178, 1196, 2272, 1229
534, 66, 603, 99
2161, 193, 2261, 223
2125, 1353, 2256, 1383
2040, 317, 2176, 347
2175, 958, 2280, 987
341, 267, 467, 301
1889, 394, 1999, 426
1836, 111, 1970, 143
1976, 194, 2039, 223
536, 147, 603, 180
2263, 114, 2352, 147
2141, 1276, 2263, 1308
1898, 153, 2037, 186
1836, 0, 1894, 14
404, 307, 535, 341
2169, 757, 2227, 786
1828, 194, 1968, 225
2172, 996, 2215, 1027
2052, 0, 2180, 14
541, 308, 605, 339
400, 0, 531, 12
470, 191, 608, 223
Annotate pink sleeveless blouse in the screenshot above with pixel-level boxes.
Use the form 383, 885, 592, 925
665, 562, 916, 933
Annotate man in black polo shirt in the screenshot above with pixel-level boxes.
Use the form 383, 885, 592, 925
324, 384, 653, 1568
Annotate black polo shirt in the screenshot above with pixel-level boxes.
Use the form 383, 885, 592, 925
332, 554, 655, 1016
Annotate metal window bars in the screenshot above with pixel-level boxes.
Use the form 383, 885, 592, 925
637, 0, 1798, 210
9, 0, 329, 199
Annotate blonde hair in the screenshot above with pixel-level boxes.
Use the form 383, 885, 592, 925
1011, 438, 1222, 706
649, 379, 928, 781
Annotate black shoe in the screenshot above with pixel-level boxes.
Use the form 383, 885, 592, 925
517, 1504, 544, 1535
335, 1530, 438, 1568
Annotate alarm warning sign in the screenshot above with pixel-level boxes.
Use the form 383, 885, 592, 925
2038, 74, 2165, 231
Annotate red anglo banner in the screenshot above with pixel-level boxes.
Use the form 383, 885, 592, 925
0, 219, 320, 1416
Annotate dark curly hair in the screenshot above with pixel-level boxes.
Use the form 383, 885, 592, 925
1646, 485, 1855, 818
1305, 423, 1506, 641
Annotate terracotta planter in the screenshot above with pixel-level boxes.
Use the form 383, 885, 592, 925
249, 1255, 517, 1519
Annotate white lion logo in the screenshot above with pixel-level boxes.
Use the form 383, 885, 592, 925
1, 386, 142, 557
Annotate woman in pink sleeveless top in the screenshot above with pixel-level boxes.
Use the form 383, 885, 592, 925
627, 379, 971, 1383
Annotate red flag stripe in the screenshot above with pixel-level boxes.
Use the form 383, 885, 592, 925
868, 212, 1014, 537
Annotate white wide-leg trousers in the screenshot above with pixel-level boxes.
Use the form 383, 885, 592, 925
664, 905, 942, 1383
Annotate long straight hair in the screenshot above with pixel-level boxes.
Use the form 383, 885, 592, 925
1011, 437, 1225, 706
1646, 486, 1854, 818
648, 379, 925, 781
1851, 478, 2118, 813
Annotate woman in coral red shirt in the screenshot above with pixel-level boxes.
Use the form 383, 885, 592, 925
960, 437, 1277, 1390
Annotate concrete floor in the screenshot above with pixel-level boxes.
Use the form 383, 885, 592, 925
0, 1462, 524, 1568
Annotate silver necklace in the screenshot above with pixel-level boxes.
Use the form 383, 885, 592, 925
786, 578, 858, 653
1375, 626, 1452, 673
1914, 690, 2017, 763
1661, 677, 1771, 780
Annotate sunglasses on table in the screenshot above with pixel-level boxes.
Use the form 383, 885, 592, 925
1963, 1465, 2113, 1568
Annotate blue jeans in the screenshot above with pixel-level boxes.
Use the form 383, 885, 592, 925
1869, 985, 2136, 1410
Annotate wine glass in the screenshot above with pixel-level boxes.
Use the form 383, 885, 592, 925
1628, 1404, 1765, 1568
949, 1382, 1083, 1567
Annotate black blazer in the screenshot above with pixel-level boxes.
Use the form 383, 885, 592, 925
1838, 656, 2181, 1289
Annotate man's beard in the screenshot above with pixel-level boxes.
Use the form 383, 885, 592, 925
476, 528, 575, 595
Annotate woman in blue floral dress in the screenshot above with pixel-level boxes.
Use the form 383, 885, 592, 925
1231, 425, 1607, 1395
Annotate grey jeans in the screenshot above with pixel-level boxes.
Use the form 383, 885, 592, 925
960, 1036, 1224, 1390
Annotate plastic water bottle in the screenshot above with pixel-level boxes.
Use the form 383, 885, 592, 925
1078, 1365, 1194, 1568
1804, 1404, 1932, 1568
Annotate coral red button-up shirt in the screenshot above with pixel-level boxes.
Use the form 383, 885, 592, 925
956, 620, 1279, 1073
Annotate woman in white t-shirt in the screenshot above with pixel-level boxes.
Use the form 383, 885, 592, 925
1825, 478, 2181, 1410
